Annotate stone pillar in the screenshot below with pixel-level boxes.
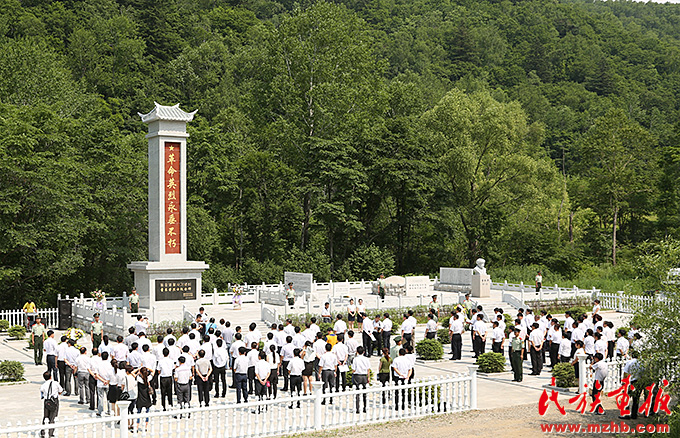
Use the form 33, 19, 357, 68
128, 103, 209, 320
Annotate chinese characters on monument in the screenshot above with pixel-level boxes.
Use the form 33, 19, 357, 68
165, 142, 181, 254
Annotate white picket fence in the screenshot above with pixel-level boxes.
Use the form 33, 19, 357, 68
0, 372, 476, 438
201, 288, 258, 307
595, 291, 666, 313
0, 308, 58, 328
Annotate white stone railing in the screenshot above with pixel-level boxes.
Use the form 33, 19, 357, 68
0, 308, 58, 328
494, 281, 598, 300
595, 291, 666, 313
71, 297, 132, 337
0, 372, 476, 438
201, 288, 258, 307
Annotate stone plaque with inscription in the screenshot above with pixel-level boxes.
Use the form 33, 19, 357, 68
156, 279, 197, 301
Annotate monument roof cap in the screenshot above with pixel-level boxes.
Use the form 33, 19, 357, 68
138, 102, 197, 123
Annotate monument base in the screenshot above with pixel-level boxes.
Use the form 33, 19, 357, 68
471, 274, 491, 298
127, 261, 209, 318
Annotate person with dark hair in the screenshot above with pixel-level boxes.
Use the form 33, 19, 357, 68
174, 356, 192, 411
302, 341, 315, 395
391, 348, 412, 410
381, 313, 393, 350
254, 350, 270, 409
352, 346, 371, 413
88, 347, 100, 411
56, 335, 68, 390
288, 348, 304, 408
491, 321, 504, 354
136, 367, 153, 430
425, 313, 437, 340
449, 312, 463, 360
319, 343, 338, 404
267, 344, 280, 399
590, 353, 608, 415
528, 322, 544, 375
213, 339, 228, 398
233, 347, 249, 403
510, 328, 524, 382
95, 352, 114, 416
44, 330, 58, 381
332, 333, 348, 392
377, 347, 392, 403
558, 331, 572, 363
40, 370, 62, 437
616, 329, 630, 357
571, 340, 585, 380
361, 313, 374, 357
280, 336, 295, 392
157, 348, 174, 410
247, 342, 259, 395
75, 347, 91, 405
195, 349, 212, 407
32, 316, 46, 365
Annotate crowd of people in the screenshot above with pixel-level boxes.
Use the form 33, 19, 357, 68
35, 296, 640, 434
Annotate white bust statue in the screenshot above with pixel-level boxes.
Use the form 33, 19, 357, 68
473, 258, 487, 276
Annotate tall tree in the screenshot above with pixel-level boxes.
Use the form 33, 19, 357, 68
577, 108, 657, 265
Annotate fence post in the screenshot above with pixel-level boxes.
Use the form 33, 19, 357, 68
577, 352, 588, 394
520, 288, 524, 306
617, 291, 624, 312
398, 294, 402, 309
539, 286, 543, 301
419, 295, 423, 307
467, 365, 478, 409
213, 288, 218, 306
312, 380, 324, 430
117, 400, 131, 438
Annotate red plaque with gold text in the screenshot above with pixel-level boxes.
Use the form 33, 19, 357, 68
164, 142, 181, 254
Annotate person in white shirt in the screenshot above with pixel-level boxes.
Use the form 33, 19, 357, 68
495, 314, 506, 333
283, 320, 296, 337
425, 313, 438, 339
558, 331, 572, 363
280, 336, 296, 392
571, 322, 584, 358
362, 315, 375, 357
128, 343, 143, 368
44, 330, 59, 381
40, 370, 63, 436
472, 314, 487, 358
112, 336, 128, 363
254, 351, 270, 405
275, 326, 288, 352
570, 340, 585, 380
604, 322, 616, 358
400, 313, 414, 350
391, 348, 412, 410
584, 329, 596, 357
95, 352, 114, 416
75, 347, 91, 405
333, 314, 348, 335
356, 299, 366, 325
321, 303, 332, 324
87, 348, 102, 410
590, 353, 608, 414
372, 315, 383, 355
594, 332, 608, 357
616, 329, 630, 357
266, 344, 281, 399
592, 299, 601, 322
156, 348, 174, 410
528, 323, 544, 375
212, 339, 228, 398
246, 342, 259, 395
347, 299, 357, 330
318, 343, 338, 403
137, 332, 152, 351
564, 312, 574, 334
381, 313, 393, 350
232, 347, 249, 403
449, 312, 464, 360
491, 321, 505, 355
163, 328, 177, 349
332, 334, 349, 392
352, 346, 371, 413
302, 323, 316, 343
309, 318, 320, 337
244, 323, 262, 346
548, 324, 562, 367
292, 326, 306, 349
174, 356, 192, 410
64, 340, 80, 397
56, 336, 69, 390
287, 348, 305, 406
135, 316, 149, 335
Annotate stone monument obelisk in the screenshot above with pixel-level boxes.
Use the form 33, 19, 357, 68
128, 103, 209, 316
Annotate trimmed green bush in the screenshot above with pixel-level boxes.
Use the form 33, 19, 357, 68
552, 363, 577, 387
0, 360, 24, 381
0, 320, 9, 331
437, 328, 450, 344
476, 352, 505, 373
416, 338, 443, 360
7, 325, 26, 339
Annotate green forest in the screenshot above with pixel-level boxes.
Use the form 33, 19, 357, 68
2, 0, 680, 307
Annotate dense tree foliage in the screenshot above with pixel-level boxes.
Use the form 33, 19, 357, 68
2, 0, 680, 305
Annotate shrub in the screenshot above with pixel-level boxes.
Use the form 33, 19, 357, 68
552, 363, 577, 387
7, 325, 26, 339
0, 320, 9, 331
437, 329, 450, 345
0, 360, 24, 381
476, 353, 505, 373
416, 338, 443, 360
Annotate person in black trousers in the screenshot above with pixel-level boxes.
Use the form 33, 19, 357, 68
88, 348, 99, 411
449, 312, 463, 360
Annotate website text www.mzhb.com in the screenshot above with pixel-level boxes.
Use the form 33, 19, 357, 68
541, 422, 669, 433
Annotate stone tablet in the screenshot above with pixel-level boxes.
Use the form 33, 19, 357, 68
440, 268, 473, 286
155, 279, 197, 301
405, 276, 430, 295
284, 272, 313, 298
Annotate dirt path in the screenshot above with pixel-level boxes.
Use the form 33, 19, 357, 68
288, 399, 659, 438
